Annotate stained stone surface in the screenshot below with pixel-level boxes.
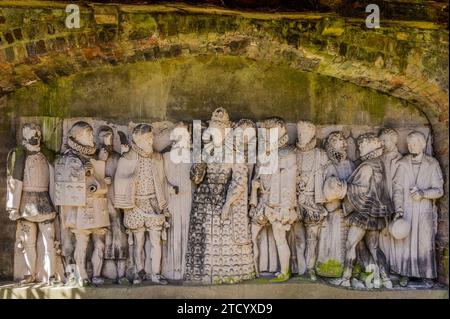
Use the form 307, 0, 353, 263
0, 1, 448, 287
0, 278, 447, 299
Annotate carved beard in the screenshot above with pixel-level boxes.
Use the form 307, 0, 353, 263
326, 144, 346, 164
99, 144, 114, 154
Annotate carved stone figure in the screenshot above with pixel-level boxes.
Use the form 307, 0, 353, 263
316, 131, 355, 278
6, 123, 58, 285
391, 131, 443, 287
56, 121, 110, 286
185, 108, 255, 284
97, 126, 129, 285
377, 129, 402, 273
295, 121, 329, 281
250, 117, 297, 282
114, 124, 173, 285
333, 133, 393, 288
162, 121, 192, 280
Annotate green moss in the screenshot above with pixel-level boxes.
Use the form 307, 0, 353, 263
444, 248, 449, 278
316, 259, 344, 278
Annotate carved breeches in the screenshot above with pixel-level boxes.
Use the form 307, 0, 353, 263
124, 197, 165, 232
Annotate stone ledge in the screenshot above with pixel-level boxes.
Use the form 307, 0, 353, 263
0, 278, 448, 299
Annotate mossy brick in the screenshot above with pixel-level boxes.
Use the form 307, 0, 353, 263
3, 32, 13, 44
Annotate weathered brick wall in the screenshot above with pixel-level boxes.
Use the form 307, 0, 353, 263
0, 1, 448, 283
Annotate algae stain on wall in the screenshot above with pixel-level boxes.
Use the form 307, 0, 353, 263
7, 55, 427, 126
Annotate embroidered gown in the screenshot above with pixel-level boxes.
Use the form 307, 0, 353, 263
185, 162, 255, 284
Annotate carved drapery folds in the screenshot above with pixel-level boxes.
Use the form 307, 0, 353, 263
7, 111, 443, 290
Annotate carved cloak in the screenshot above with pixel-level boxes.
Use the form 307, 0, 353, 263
391, 154, 444, 279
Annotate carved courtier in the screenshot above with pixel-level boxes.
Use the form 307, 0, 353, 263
6, 123, 57, 285
250, 117, 297, 282
55, 121, 110, 286
316, 131, 355, 278
185, 109, 255, 284
391, 131, 443, 287
334, 133, 393, 288
162, 121, 192, 280
114, 124, 172, 285
97, 126, 129, 285
377, 129, 402, 274
295, 121, 329, 281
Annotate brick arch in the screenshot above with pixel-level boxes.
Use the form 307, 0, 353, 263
0, 2, 448, 282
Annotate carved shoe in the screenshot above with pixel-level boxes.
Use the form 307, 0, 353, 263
382, 278, 393, 289
20, 274, 36, 285
399, 276, 409, 287
48, 275, 63, 287
92, 276, 105, 285
117, 277, 131, 285
133, 270, 146, 285
151, 274, 168, 285
306, 269, 317, 281
269, 272, 290, 283
78, 278, 91, 287
329, 277, 351, 287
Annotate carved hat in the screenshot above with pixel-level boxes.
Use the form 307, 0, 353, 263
356, 132, 382, 159
209, 107, 231, 128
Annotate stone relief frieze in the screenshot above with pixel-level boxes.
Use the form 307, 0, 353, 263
7, 111, 442, 290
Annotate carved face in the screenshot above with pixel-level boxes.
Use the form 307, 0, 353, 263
133, 131, 153, 153
101, 131, 113, 146
75, 127, 95, 147
380, 133, 398, 152
22, 125, 42, 146
203, 123, 228, 148
358, 137, 382, 157
407, 134, 426, 155
329, 134, 347, 154
297, 121, 316, 148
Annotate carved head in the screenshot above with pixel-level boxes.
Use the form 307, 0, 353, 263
98, 125, 114, 147
379, 128, 399, 153
203, 108, 232, 147
171, 121, 191, 147
356, 133, 382, 159
406, 131, 426, 155
22, 123, 42, 147
325, 131, 348, 163
235, 119, 256, 148
132, 124, 153, 153
68, 121, 95, 147
262, 117, 288, 150
296, 120, 316, 149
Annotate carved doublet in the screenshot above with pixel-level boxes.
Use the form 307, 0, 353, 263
135, 156, 155, 196
23, 152, 50, 192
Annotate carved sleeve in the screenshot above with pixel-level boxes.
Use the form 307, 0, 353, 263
190, 163, 207, 185
224, 164, 248, 209
422, 159, 444, 199
392, 162, 406, 213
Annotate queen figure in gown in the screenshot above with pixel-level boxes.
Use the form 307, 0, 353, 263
184, 108, 255, 284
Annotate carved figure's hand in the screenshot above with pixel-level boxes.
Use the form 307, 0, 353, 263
8, 209, 20, 221
394, 211, 403, 221
120, 144, 130, 155
411, 189, 424, 201
98, 148, 109, 161
104, 176, 112, 185
163, 208, 171, 219
222, 204, 231, 220
85, 161, 94, 176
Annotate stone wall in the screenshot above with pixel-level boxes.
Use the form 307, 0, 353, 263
0, 1, 448, 283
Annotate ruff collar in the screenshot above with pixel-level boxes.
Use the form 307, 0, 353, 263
132, 141, 153, 158
67, 136, 96, 156
296, 138, 317, 152
326, 145, 346, 165
360, 147, 383, 162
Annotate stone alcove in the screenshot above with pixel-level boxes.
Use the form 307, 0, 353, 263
0, 1, 448, 285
